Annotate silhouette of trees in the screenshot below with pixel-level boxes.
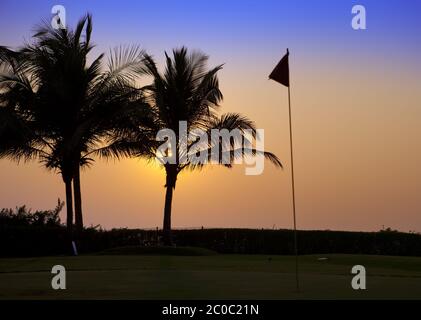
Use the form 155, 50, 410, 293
105, 48, 282, 245
1, 15, 282, 245
0, 14, 145, 234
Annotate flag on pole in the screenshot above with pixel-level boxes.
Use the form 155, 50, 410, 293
269, 49, 289, 87
269, 48, 300, 291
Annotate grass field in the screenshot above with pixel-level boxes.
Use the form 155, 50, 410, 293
1, 254, 421, 299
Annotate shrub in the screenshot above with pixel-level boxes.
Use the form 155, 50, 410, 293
0, 199, 64, 227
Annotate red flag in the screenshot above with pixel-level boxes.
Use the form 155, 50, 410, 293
269, 49, 289, 87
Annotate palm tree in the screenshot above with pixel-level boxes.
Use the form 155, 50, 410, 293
0, 14, 146, 233
104, 47, 282, 245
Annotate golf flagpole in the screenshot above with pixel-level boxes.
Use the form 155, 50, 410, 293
269, 48, 299, 291
287, 70, 299, 292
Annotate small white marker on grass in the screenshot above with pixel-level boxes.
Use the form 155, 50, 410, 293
72, 241, 78, 256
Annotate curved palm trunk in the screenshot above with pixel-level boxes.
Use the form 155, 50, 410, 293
64, 178, 73, 234
162, 166, 177, 246
74, 166, 83, 231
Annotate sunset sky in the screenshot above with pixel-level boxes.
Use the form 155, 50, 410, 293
0, 0, 420, 232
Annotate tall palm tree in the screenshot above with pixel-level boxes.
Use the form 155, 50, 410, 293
0, 14, 146, 233
103, 47, 282, 245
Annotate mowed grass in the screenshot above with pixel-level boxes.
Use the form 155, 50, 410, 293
1, 254, 421, 299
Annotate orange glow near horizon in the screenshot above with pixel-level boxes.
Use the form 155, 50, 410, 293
1, 60, 420, 232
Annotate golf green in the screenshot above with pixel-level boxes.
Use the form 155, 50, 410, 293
1, 254, 420, 299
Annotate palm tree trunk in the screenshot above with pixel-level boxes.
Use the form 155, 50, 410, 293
163, 185, 173, 245
162, 166, 177, 246
65, 178, 73, 234
74, 166, 83, 231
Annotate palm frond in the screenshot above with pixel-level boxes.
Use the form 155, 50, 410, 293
106, 45, 145, 82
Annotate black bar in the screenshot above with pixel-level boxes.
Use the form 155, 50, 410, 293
0, 300, 419, 319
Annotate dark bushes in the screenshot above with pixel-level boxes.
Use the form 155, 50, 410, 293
1, 225, 421, 257
0, 200, 63, 227
1, 204, 420, 257
172, 228, 421, 256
